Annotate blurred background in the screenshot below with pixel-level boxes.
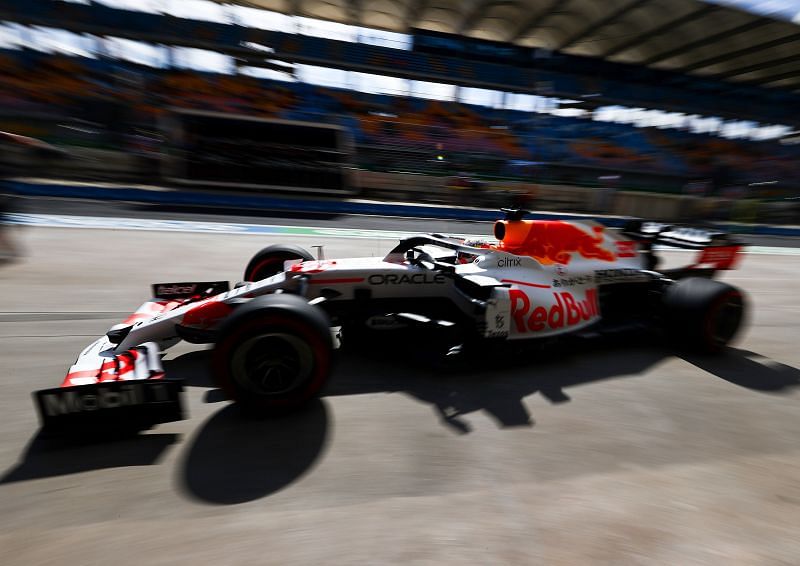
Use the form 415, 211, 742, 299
3, 5, 800, 562
1, 0, 800, 227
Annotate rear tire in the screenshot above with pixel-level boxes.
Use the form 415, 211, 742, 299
211, 294, 333, 414
243, 245, 314, 282
662, 277, 745, 353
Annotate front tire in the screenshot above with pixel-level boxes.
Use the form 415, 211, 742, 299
662, 277, 746, 353
211, 294, 333, 414
243, 244, 314, 282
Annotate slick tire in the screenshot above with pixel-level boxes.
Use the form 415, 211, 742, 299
243, 244, 314, 282
211, 294, 333, 415
662, 277, 746, 353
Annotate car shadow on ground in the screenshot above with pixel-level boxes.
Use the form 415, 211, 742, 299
325, 340, 800, 434
324, 344, 666, 433
166, 339, 800, 504
3, 342, 797, 505
176, 400, 329, 504
0, 432, 180, 484
682, 348, 800, 392
159, 351, 331, 504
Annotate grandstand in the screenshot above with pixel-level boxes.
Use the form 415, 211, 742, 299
1, 0, 799, 208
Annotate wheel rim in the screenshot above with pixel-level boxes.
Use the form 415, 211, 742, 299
230, 333, 314, 395
709, 292, 743, 346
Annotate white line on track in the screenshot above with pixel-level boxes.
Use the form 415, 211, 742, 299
5, 213, 479, 241
7, 213, 800, 255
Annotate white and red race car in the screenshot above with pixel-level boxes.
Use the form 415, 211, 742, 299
34, 210, 746, 435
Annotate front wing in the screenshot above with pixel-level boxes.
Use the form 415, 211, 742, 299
32, 279, 279, 436
34, 379, 184, 435
33, 339, 185, 435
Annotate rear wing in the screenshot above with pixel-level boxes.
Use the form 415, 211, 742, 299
622, 220, 744, 270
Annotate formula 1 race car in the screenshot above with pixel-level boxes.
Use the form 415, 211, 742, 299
34, 210, 747, 435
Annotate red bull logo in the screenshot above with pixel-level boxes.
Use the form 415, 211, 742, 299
510, 288, 599, 333
495, 220, 615, 265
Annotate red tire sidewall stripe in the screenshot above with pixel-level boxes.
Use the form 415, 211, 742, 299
704, 289, 742, 350
212, 315, 331, 407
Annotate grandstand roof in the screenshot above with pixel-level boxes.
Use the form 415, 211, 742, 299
231, 0, 800, 92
